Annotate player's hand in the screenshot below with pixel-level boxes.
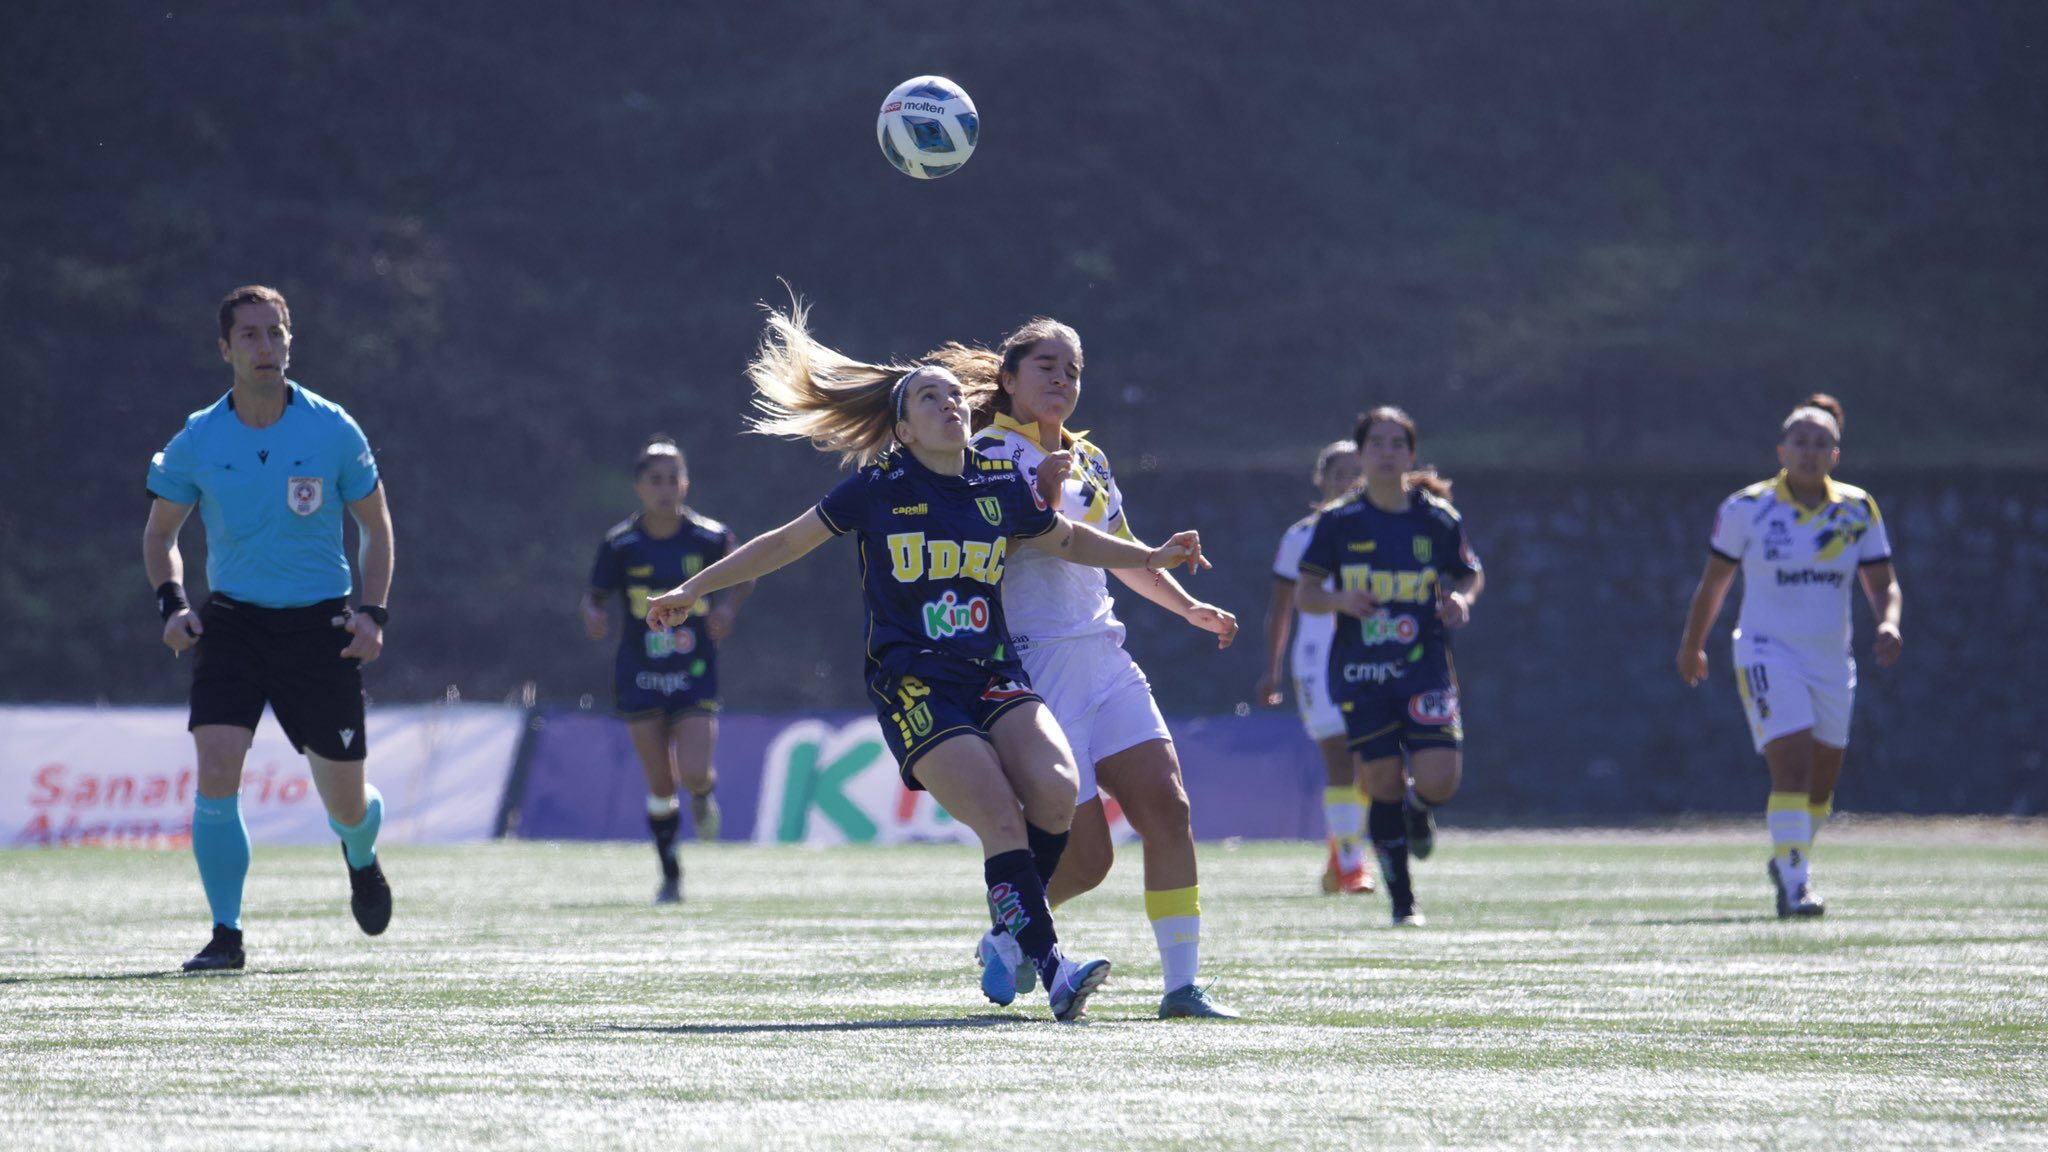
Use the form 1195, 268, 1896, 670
646, 584, 700, 630
1253, 670, 1285, 707
706, 603, 737, 642
1147, 530, 1209, 575
1184, 602, 1238, 649
1873, 622, 1902, 667
1677, 647, 1708, 687
162, 609, 201, 654
336, 612, 384, 664
1438, 589, 1472, 629
1334, 587, 1380, 618
1035, 450, 1073, 508
580, 599, 608, 641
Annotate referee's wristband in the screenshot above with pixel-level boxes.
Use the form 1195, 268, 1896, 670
355, 604, 389, 628
156, 581, 189, 621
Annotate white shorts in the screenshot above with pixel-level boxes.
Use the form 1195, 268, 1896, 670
1291, 666, 1346, 743
1731, 631, 1856, 754
1020, 632, 1173, 805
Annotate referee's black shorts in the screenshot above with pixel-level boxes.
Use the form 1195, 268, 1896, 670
189, 594, 368, 761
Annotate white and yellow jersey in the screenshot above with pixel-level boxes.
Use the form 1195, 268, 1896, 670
1270, 512, 1335, 682
969, 412, 1129, 650
1709, 472, 1891, 648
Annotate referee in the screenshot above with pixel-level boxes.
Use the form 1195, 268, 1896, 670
142, 285, 396, 972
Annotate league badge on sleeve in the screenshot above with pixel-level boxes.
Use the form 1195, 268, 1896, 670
287, 477, 325, 516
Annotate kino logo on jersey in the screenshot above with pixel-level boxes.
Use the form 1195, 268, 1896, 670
1359, 611, 1420, 645
922, 591, 992, 640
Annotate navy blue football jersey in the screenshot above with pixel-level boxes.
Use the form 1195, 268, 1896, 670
1297, 489, 1481, 696
589, 509, 736, 670
815, 447, 1058, 685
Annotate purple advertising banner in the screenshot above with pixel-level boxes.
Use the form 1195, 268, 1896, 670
508, 709, 1328, 843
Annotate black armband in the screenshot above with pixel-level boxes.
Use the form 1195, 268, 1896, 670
355, 604, 390, 627
156, 581, 189, 621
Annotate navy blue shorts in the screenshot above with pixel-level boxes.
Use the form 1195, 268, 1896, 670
868, 669, 1041, 789
1339, 681, 1463, 762
614, 653, 719, 720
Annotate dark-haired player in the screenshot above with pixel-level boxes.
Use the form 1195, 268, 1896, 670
582, 435, 750, 904
1678, 393, 1902, 918
142, 284, 395, 971
1296, 407, 1483, 927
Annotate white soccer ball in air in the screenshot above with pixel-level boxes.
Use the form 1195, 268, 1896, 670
876, 76, 979, 179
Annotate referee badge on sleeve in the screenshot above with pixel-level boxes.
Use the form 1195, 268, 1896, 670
287, 477, 324, 516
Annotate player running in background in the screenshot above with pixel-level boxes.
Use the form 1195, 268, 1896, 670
1256, 440, 1375, 896
1678, 393, 1902, 918
931, 320, 1241, 1020
645, 300, 1208, 1021
1296, 407, 1483, 926
142, 285, 395, 971
581, 435, 751, 904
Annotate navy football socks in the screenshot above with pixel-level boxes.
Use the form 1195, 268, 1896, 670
1368, 799, 1415, 914
985, 848, 1063, 988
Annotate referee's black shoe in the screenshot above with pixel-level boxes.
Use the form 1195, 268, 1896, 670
344, 846, 393, 936
182, 924, 246, 972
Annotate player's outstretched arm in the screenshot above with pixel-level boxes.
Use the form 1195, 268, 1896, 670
1858, 558, 1903, 667
1676, 554, 1739, 686
1253, 577, 1296, 704
1022, 514, 1208, 576
1104, 516, 1237, 649
647, 508, 832, 628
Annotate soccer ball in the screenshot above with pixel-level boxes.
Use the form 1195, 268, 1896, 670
876, 76, 979, 179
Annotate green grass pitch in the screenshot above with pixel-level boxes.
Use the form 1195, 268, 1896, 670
4, 825, 2045, 1150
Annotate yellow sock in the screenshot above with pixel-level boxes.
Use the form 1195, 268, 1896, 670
1145, 885, 1201, 993
1767, 792, 1812, 883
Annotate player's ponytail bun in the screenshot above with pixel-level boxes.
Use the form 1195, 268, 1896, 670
635, 435, 683, 476
1353, 406, 1454, 503
1799, 393, 1845, 434
745, 296, 925, 466
1782, 392, 1845, 442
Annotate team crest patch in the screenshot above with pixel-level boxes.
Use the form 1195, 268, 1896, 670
1411, 535, 1433, 563
287, 477, 324, 516
976, 496, 1003, 526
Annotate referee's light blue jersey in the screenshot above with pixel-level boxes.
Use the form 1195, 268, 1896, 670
145, 382, 380, 608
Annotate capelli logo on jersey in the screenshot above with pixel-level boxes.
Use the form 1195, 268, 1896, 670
891, 504, 929, 517
1346, 541, 1377, 553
